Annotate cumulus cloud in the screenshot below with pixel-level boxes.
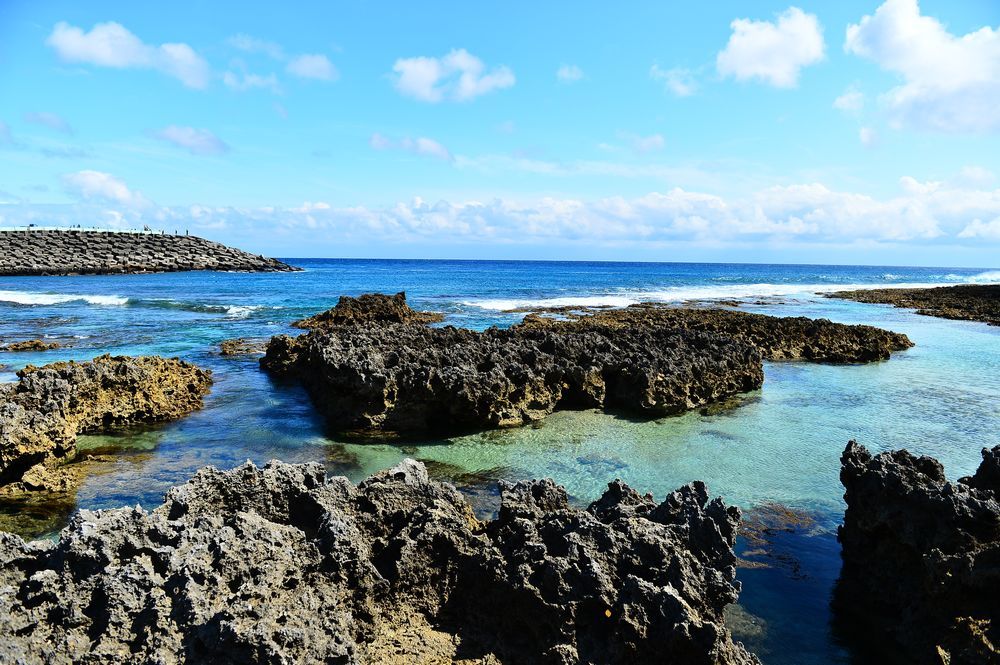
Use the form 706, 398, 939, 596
556, 64, 583, 82
369, 133, 451, 160
392, 49, 515, 102
286, 54, 338, 81
24, 111, 73, 134
62, 170, 147, 206
834, 86, 864, 113
46, 21, 210, 89
151, 126, 229, 156
222, 69, 281, 93
650, 65, 697, 97
859, 127, 878, 147
227, 34, 284, 60
717, 7, 825, 88
845, 0, 1000, 133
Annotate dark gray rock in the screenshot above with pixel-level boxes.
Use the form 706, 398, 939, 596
836, 441, 1000, 664
0, 229, 298, 275
0, 459, 759, 664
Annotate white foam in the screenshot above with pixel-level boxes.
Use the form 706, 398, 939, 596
462, 281, 959, 312
964, 270, 1000, 283
224, 305, 264, 319
0, 290, 128, 306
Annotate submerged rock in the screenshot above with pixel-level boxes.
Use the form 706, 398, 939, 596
0, 339, 62, 352
0, 459, 760, 664
0, 354, 212, 493
518, 304, 913, 363
836, 441, 1000, 664
219, 337, 269, 356
829, 284, 1000, 326
263, 320, 763, 435
293, 291, 445, 330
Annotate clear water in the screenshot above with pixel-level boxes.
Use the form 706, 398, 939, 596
2, 259, 999, 664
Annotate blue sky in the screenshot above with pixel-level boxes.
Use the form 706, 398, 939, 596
1, 0, 999, 265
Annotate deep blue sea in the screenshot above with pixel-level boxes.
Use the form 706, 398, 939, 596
3, 259, 1000, 664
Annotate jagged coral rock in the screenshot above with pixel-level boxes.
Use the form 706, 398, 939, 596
0, 354, 212, 493
837, 441, 1000, 664
0, 459, 760, 664
292, 291, 444, 330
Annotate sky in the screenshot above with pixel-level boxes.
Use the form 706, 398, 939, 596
1, 0, 999, 266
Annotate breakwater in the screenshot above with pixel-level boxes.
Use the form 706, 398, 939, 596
0, 229, 298, 275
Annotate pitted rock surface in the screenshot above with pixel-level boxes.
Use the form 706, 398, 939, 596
836, 441, 1000, 664
0, 229, 298, 275
292, 291, 445, 330
0, 459, 760, 664
263, 321, 764, 434
0, 354, 212, 493
829, 284, 1000, 326
518, 303, 913, 363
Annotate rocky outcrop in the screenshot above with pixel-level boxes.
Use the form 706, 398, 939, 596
518, 304, 913, 363
0, 354, 212, 493
836, 441, 1000, 664
0, 229, 299, 275
263, 322, 763, 435
0, 459, 759, 664
829, 284, 1000, 326
292, 291, 444, 330
0, 339, 61, 352
219, 338, 268, 356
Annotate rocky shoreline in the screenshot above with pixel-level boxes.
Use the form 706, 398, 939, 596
262, 293, 911, 436
828, 284, 1000, 326
0, 354, 212, 495
0, 458, 759, 664
0, 229, 299, 275
837, 441, 1000, 664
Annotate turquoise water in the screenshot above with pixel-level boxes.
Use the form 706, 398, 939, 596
2, 259, 999, 664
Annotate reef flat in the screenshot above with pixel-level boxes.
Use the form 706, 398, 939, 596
828, 284, 1000, 326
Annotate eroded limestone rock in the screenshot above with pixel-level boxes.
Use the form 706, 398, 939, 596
836, 441, 1000, 664
0, 459, 760, 664
0, 354, 212, 493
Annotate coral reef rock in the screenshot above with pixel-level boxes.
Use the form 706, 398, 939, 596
293, 291, 444, 330
263, 321, 764, 435
518, 304, 913, 363
829, 284, 1000, 326
0, 354, 212, 493
219, 337, 269, 356
0, 339, 62, 352
0, 459, 760, 664
837, 441, 1000, 664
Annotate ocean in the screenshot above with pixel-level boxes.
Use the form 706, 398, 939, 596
2, 259, 1000, 663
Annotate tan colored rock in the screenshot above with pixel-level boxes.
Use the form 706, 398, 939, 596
0, 339, 61, 352
0, 354, 212, 493
292, 291, 444, 330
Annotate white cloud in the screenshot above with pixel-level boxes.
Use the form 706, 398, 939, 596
859, 127, 878, 147
630, 133, 665, 153
151, 126, 229, 156
650, 65, 697, 97
227, 34, 284, 60
370, 133, 451, 160
46, 21, 210, 89
24, 111, 73, 134
62, 170, 147, 206
286, 54, 338, 81
222, 69, 281, 93
392, 49, 515, 102
0, 121, 13, 145
556, 64, 583, 82
958, 218, 1000, 239
9, 171, 1000, 250
717, 7, 825, 88
834, 86, 865, 113
845, 0, 1000, 133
